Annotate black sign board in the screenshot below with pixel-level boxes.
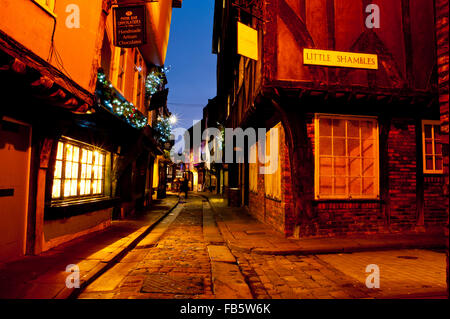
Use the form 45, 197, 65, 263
113, 5, 147, 48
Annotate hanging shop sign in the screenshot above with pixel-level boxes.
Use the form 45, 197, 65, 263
113, 5, 147, 48
237, 22, 258, 61
303, 48, 378, 70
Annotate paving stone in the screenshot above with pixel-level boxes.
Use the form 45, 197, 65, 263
207, 245, 236, 263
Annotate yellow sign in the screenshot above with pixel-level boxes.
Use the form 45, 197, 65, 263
303, 48, 378, 70
237, 22, 258, 61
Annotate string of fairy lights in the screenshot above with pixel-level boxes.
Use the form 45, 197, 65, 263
96, 68, 173, 136
96, 71, 148, 128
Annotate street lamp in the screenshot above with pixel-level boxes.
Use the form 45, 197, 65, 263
169, 114, 177, 125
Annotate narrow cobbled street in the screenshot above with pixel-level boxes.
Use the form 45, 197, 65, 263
78, 195, 447, 299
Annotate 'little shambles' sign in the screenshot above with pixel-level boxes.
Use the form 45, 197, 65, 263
113, 5, 146, 48
303, 48, 378, 70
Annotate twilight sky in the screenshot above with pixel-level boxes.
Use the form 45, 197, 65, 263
165, 0, 217, 131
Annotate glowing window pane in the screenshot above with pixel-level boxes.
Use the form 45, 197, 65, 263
85, 180, 91, 195
94, 151, 100, 165
97, 181, 102, 194
99, 154, 104, 166
66, 145, 73, 161
64, 180, 71, 197
65, 162, 72, 178
56, 142, 64, 160
87, 165, 92, 178
71, 163, 78, 178
319, 119, 332, 136
81, 164, 86, 179
73, 147, 80, 162
81, 149, 87, 163
92, 180, 98, 194
93, 166, 98, 179
52, 179, 61, 198
54, 160, 62, 178
80, 180, 86, 195
70, 179, 77, 196
98, 167, 103, 179
87, 151, 93, 164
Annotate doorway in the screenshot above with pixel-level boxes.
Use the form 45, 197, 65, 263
0, 118, 31, 262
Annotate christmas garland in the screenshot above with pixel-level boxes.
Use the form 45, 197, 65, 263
96, 71, 148, 129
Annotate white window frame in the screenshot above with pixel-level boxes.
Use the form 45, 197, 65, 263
314, 114, 380, 200
422, 120, 443, 174
51, 137, 107, 202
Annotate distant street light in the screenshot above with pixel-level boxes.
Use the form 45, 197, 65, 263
169, 115, 178, 125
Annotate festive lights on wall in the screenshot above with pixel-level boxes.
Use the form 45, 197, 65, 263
145, 67, 170, 98
154, 115, 173, 143
96, 71, 148, 129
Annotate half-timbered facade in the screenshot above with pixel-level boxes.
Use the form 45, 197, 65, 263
213, 0, 447, 238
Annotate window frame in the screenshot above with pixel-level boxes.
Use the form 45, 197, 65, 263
314, 114, 380, 200
51, 137, 108, 203
422, 120, 443, 174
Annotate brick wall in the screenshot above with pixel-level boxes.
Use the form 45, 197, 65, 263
387, 119, 417, 230
424, 176, 448, 226
313, 202, 385, 237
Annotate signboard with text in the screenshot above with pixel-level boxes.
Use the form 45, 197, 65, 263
303, 48, 378, 70
113, 5, 147, 48
237, 22, 258, 61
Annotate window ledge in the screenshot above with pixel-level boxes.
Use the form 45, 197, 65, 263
45, 197, 120, 220
265, 195, 282, 202
313, 198, 382, 204
423, 172, 444, 176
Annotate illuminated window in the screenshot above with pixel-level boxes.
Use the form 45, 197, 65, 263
52, 140, 106, 200
33, 0, 56, 13
422, 120, 443, 174
315, 114, 379, 199
249, 143, 258, 192
264, 123, 282, 199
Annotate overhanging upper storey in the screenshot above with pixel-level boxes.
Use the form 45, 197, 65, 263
263, 0, 437, 95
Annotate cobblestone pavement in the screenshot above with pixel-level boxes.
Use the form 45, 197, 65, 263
79, 197, 214, 299
78, 195, 448, 299
232, 250, 447, 299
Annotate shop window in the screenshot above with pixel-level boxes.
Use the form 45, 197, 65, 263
52, 139, 107, 201
249, 142, 258, 192
264, 123, 282, 199
315, 114, 379, 199
422, 120, 443, 174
